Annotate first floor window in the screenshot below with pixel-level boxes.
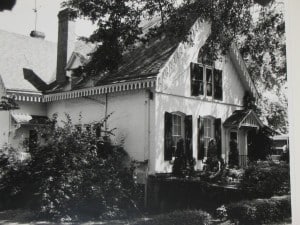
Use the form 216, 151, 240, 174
164, 112, 193, 161
171, 114, 184, 154
203, 117, 213, 156
198, 116, 222, 160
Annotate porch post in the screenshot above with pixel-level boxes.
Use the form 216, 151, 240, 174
238, 129, 248, 168
245, 130, 248, 167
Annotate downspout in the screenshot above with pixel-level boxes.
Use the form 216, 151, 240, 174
105, 93, 108, 131
147, 90, 151, 161
145, 89, 152, 208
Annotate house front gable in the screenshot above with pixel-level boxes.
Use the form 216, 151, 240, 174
156, 19, 250, 108
150, 18, 259, 173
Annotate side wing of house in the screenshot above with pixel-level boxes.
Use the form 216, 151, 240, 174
0, 76, 9, 148
46, 86, 155, 162
150, 19, 252, 173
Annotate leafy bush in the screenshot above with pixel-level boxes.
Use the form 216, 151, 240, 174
228, 139, 239, 168
0, 145, 32, 210
134, 210, 212, 225
225, 195, 291, 225
240, 161, 290, 198
172, 139, 195, 177
0, 114, 143, 220
247, 127, 273, 162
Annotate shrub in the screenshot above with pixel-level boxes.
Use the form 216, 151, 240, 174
225, 195, 291, 225
134, 210, 212, 225
172, 139, 195, 177
247, 127, 273, 162
239, 161, 290, 198
0, 114, 142, 220
0, 145, 32, 210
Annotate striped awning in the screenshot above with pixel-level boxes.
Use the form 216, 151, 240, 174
11, 113, 48, 125
11, 113, 32, 124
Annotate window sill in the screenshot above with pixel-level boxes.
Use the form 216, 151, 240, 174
191, 95, 223, 103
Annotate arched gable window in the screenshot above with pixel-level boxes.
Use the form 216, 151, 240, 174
190, 47, 223, 100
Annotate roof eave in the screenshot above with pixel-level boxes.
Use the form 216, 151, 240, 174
229, 43, 260, 100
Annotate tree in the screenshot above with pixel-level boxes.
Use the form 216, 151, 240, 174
62, 0, 287, 132
0, 96, 19, 110
0, 0, 16, 11
0, 114, 142, 220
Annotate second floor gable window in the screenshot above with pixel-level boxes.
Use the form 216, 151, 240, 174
190, 62, 223, 101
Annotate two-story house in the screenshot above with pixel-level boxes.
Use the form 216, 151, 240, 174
0, 9, 264, 174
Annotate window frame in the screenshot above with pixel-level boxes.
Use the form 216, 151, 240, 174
171, 112, 185, 153
203, 116, 215, 157
190, 62, 222, 101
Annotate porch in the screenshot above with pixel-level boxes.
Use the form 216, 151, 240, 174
223, 109, 264, 168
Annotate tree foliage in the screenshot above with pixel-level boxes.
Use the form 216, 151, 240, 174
0, 96, 19, 110
62, 0, 287, 132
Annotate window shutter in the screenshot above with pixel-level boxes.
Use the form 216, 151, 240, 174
206, 68, 213, 96
95, 124, 101, 137
214, 69, 223, 100
191, 63, 199, 96
190, 63, 204, 96
184, 115, 193, 160
214, 118, 222, 158
164, 112, 173, 160
197, 116, 205, 160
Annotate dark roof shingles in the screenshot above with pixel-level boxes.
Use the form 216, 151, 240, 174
223, 110, 251, 127
98, 36, 179, 84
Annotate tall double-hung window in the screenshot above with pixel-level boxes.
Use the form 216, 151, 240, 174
190, 62, 223, 100
164, 112, 193, 161
197, 116, 222, 160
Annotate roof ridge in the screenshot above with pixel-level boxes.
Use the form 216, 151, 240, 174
0, 29, 56, 45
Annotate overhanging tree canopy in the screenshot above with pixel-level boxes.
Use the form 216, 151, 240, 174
62, 0, 287, 132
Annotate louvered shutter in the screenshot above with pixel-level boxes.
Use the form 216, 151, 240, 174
214, 69, 223, 100
197, 116, 205, 160
185, 115, 193, 160
164, 112, 173, 160
191, 63, 204, 96
214, 118, 222, 158
191, 63, 199, 96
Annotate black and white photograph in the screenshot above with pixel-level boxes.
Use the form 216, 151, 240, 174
0, 0, 297, 224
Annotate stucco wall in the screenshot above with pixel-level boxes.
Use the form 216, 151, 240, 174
15, 101, 47, 116
46, 96, 106, 124
0, 111, 10, 148
150, 20, 246, 173
0, 77, 8, 148
46, 89, 154, 162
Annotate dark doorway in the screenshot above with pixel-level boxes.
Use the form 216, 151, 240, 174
229, 131, 238, 167
29, 129, 38, 151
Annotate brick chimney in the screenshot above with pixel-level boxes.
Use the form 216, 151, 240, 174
56, 8, 76, 84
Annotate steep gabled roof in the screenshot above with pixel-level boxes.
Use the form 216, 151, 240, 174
98, 36, 179, 85
223, 109, 264, 128
0, 30, 57, 93
0, 29, 95, 93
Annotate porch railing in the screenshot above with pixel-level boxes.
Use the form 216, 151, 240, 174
239, 155, 248, 168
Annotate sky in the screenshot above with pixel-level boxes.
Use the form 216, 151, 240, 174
0, 0, 96, 42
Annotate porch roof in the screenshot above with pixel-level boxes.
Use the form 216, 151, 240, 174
223, 109, 264, 129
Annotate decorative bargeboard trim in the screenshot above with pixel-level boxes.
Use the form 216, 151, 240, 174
6, 78, 156, 103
